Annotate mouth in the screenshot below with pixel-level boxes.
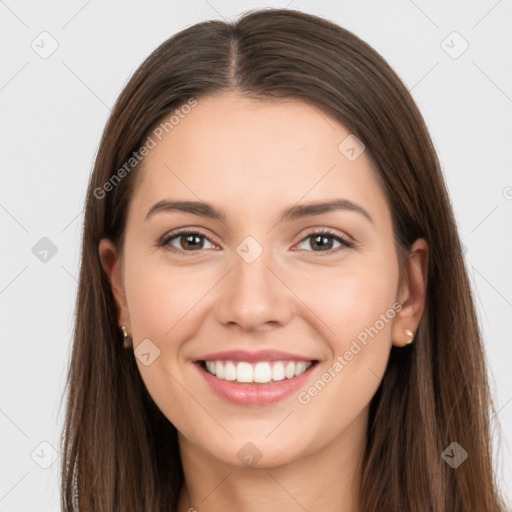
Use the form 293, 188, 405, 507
196, 359, 319, 385
192, 349, 321, 405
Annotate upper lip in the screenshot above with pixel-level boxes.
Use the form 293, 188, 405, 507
194, 349, 318, 363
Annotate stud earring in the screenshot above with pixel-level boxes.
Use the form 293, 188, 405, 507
404, 328, 414, 345
121, 325, 132, 348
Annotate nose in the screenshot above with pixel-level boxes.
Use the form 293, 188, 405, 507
215, 245, 294, 332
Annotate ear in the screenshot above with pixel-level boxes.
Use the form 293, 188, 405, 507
98, 238, 131, 333
392, 238, 429, 347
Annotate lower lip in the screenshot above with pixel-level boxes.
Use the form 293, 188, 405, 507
194, 361, 318, 406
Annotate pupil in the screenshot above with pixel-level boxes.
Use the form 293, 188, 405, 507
183, 234, 202, 250
313, 235, 332, 250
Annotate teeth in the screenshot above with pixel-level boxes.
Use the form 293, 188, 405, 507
285, 361, 295, 379
202, 360, 313, 383
295, 361, 307, 377
206, 361, 216, 375
272, 362, 285, 381
215, 361, 225, 379
224, 361, 237, 381
254, 362, 272, 383
237, 362, 254, 383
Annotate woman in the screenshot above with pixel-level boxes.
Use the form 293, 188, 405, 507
60, 8, 508, 512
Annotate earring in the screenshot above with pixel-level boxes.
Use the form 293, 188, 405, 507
404, 328, 414, 345
121, 325, 132, 348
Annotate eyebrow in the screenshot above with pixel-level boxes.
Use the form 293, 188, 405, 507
144, 198, 374, 225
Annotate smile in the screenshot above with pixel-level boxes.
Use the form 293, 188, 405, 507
194, 359, 319, 406
201, 359, 314, 384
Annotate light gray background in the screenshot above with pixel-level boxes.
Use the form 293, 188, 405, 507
1, 1, 511, 510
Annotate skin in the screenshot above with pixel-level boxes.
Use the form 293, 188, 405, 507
99, 91, 428, 512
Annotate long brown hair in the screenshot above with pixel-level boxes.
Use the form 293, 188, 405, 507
60, 8, 508, 511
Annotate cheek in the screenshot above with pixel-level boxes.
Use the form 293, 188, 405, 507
124, 255, 210, 340
294, 256, 399, 430
295, 254, 399, 350
122, 252, 216, 401
334, 272, 397, 345
122, 257, 207, 433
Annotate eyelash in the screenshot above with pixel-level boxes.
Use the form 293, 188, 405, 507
158, 228, 353, 256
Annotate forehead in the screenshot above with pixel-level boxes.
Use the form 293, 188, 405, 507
129, 92, 389, 227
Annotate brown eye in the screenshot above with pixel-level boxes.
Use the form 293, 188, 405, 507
161, 230, 216, 253
297, 230, 352, 253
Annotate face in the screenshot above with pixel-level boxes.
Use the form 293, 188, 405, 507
100, 91, 427, 469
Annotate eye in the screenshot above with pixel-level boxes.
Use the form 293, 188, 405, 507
160, 229, 217, 253
296, 229, 353, 254
159, 228, 353, 256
